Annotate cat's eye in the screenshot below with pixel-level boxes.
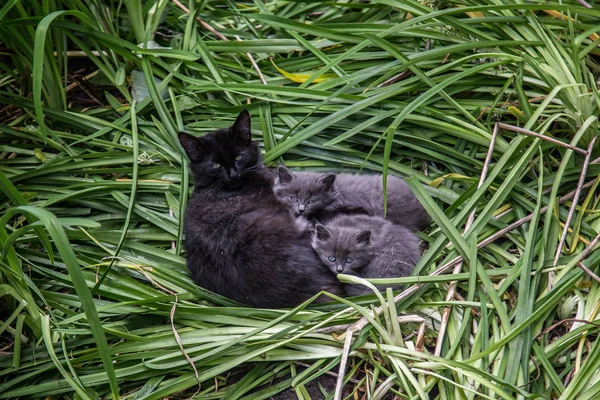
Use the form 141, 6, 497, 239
235, 155, 242, 161
328, 256, 336, 262
291, 197, 298, 202
346, 257, 354, 263
212, 163, 221, 168
308, 200, 315, 204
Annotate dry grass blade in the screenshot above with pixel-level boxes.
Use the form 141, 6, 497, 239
434, 123, 499, 357
554, 136, 598, 265
497, 123, 588, 155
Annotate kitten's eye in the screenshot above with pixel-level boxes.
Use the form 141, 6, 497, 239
308, 200, 315, 204
346, 257, 354, 263
212, 163, 221, 169
328, 256, 336, 262
235, 155, 242, 161
291, 197, 298, 202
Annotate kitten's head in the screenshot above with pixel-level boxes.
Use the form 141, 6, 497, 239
178, 110, 261, 189
273, 166, 339, 218
311, 224, 373, 275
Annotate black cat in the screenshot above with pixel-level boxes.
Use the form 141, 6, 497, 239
178, 110, 344, 308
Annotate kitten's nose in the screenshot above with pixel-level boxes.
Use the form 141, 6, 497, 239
229, 169, 239, 180
336, 265, 344, 273
298, 204, 305, 212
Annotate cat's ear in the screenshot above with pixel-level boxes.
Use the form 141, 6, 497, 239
231, 109, 251, 143
178, 132, 205, 162
355, 230, 371, 246
276, 165, 294, 184
319, 173, 336, 192
315, 224, 331, 241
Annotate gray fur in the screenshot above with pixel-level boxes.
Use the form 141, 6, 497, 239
273, 167, 340, 220
311, 214, 421, 296
273, 166, 430, 231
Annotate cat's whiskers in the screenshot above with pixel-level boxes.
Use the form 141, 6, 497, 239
239, 164, 263, 175
196, 181, 224, 200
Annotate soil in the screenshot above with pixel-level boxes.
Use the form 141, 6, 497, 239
270, 374, 338, 399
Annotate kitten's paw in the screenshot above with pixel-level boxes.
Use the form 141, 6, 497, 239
293, 215, 312, 232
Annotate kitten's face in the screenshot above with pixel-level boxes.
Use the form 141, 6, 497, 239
178, 110, 261, 189
311, 225, 373, 275
273, 167, 339, 218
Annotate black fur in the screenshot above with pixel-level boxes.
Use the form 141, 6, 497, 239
178, 110, 343, 308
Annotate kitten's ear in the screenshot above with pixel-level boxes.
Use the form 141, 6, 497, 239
276, 165, 294, 184
178, 132, 204, 162
319, 173, 336, 192
231, 109, 251, 143
355, 230, 371, 246
315, 224, 332, 241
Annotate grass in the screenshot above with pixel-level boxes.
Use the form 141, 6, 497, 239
0, 0, 599, 398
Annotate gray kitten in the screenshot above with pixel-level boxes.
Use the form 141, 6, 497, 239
311, 214, 421, 296
273, 166, 430, 231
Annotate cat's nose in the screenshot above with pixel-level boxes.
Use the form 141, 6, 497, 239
336, 265, 344, 273
298, 204, 305, 212
229, 169, 239, 180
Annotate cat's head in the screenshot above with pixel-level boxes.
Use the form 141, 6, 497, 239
178, 110, 261, 189
311, 224, 373, 275
273, 166, 340, 218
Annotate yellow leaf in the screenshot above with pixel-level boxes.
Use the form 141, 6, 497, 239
508, 106, 526, 121
456, 4, 484, 18
543, 10, 600, 42
543, 9, 573, 22
270, 58, 335, 83
429, 173, 471, 188
493, 203, 513, 217
465, 11, 484, 18
34, 148, 47, 163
